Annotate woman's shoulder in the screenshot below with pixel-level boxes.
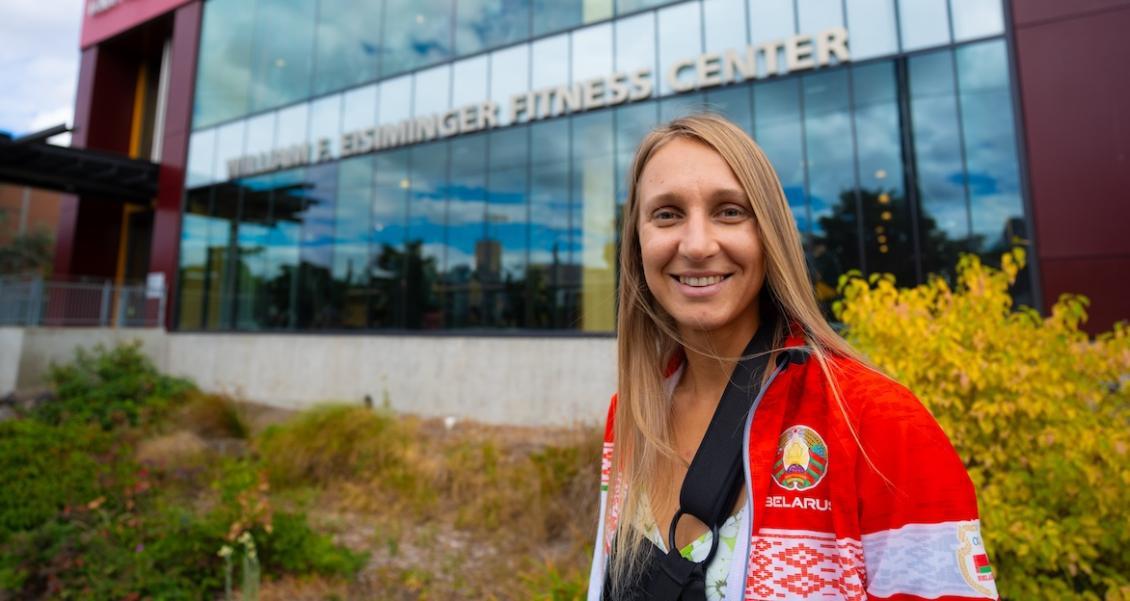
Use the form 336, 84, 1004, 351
823, 353, 933, 424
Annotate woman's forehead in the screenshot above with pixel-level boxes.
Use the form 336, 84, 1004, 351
638, 139, 746, 203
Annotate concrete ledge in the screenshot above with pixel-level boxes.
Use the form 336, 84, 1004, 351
5, 329, 617, 426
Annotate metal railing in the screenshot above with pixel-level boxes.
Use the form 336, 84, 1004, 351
0, 276, 166, 327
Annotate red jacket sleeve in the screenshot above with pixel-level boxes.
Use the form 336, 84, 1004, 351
851, 374, 999, 601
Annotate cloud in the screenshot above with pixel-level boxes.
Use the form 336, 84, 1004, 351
0, 0, 83, 141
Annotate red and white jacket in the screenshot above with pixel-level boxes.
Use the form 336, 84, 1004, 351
587, 336, 998, 601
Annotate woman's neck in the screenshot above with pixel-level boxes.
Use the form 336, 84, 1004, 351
675, 310, 762, 409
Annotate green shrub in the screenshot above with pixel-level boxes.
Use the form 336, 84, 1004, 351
256, 405, 411, 488
0, 419, 111, 542
259, 511, 368, 577
39, 341, 195, 429
836, 250, 1130, 600
179, 391, 250, 439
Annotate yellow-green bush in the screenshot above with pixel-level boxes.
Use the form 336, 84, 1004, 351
835, 249, 1130, 600
255, 404, 415, 490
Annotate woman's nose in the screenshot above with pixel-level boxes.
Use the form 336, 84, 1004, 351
679, 212, 720, 261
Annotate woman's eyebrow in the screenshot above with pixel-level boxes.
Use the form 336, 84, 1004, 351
710, 188, 747, 203
641, 191, 682, 208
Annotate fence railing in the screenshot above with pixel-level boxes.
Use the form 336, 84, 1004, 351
0, 276, 166, 327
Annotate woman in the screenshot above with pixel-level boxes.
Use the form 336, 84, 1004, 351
588, 114, 998, 601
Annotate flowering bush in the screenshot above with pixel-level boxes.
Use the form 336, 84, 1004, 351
835, 249, 1130, 600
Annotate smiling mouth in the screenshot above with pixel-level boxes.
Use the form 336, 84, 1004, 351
674, 274, 731, 287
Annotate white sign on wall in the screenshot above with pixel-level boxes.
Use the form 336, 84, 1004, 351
225, 27, 849, 180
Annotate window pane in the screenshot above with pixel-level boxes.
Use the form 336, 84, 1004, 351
486, 127, 530, 327
490, 45, 530, 126
749, 0, 796, 44
215, 121, 246, 187
446, 134, 488, 327
456, 0, 530, 56
406, 142, 448, 329
533, 0, 582, 36
898, 0, 951, 51
334, 156, 375, 328
233, 175, 274, 329
658, 2, 702, 95
178, 187, 213, 329
414, 65, 451, 117
312, 0, 383, 95
750, 0, 795, 76
617, 0, 670, 14
250, 0, 317, 112
531, 34, 569, 91
209, 181, 240, 329
378, 75, 413, 125
951, 0, 1004, 41
451, 56, 489, 108
382, 0, 454, 77
705, 85, 753, 133
614, 11, 657, 77
851, 61, 915, 285
371, 151, 409, 327
295, 164, 338, 328
308, 94, 342, 161
186, 129, 217, 188
529, 119, 574, 328
615, 100, 660, 205
572, 23, 614, 84
803, 70, 859, 304
245, 112, 277, 158
342, 84, 378, 133
909, 49, 969, 279
754, 78, 807, 236
572, 111, 616, 333
956, 40, 1024, 262
845, 0, 898, 60
659, 92, 707, 122
276, 102, 310, 148
193, 0, 254, 127
263, 169, 306, 329
585, 0, 612, 22
798, 0, 843, 35
704, 0, 748, 54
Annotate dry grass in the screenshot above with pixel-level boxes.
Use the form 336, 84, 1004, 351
133, 399, 602, 600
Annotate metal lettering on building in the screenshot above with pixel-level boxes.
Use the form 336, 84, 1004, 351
226, 27, 849, 180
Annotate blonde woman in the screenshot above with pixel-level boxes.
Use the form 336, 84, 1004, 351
588, 114, 998, 601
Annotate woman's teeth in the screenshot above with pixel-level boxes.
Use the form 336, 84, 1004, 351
678, 275, 725, 287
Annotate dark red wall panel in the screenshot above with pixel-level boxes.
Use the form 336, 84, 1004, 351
1012, 0, 1130, 26
1040, 257, 1130, 333
149, 0, 203, 328
1013, 1, 1130, 332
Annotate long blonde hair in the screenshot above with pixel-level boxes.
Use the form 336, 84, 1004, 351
610, 113, 871, 590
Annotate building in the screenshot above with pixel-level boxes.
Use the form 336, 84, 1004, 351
40, 0, 1130, 422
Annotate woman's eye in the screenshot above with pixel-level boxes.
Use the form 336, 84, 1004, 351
718, 206, 748, 220
653, 209, 679, 222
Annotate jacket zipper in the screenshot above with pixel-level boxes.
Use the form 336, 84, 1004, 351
739, 360, 788, 598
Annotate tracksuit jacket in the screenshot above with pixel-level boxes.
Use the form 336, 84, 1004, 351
587, 333, 999, 601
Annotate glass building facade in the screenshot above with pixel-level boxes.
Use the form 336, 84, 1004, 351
179, 0, 1028, 333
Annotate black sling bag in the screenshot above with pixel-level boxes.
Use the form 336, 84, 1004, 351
604, 311, 778, 601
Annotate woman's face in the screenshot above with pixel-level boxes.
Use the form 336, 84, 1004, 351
636, 137, 766, 335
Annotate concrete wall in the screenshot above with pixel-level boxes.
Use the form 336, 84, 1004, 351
2, 328, 617, 426
0, 328, 25, 395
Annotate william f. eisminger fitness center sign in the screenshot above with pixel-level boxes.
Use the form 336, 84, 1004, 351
226, 27, 849, 180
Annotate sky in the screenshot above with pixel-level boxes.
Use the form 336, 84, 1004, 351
0, 0, 84, 144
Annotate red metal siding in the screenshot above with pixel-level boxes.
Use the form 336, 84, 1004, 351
149, 0, 202, 329
1012, 0, 1130, 332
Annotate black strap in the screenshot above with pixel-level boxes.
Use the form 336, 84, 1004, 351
605, 311, 778, 601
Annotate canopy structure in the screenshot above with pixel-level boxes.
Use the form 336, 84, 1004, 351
0, 128, 158, 203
